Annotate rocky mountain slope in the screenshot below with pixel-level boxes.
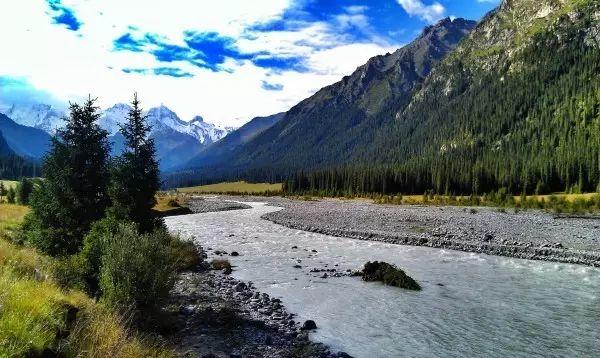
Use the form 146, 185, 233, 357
355, 0, 600, 193
169, 17, 477, 182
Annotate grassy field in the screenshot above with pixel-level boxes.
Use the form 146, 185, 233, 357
0, 180, 18, 190
391, 193, 599, 204
153, 194, 192, 217
0, 203, 173, 357
178, 181, 282, 195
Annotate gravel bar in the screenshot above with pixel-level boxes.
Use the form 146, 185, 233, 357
194, 196, 600, 267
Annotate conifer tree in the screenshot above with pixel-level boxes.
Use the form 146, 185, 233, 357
24, 97, 110, 256
109, 93, 161, 232
16, 178, 33, 205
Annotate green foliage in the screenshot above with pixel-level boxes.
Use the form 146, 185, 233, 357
6, 187, 15, 204
99, 222, 177, 315
15, 178, 33, 205
361, 261, 421, 290
109, 94, 161, 233
24, 98, 111, 256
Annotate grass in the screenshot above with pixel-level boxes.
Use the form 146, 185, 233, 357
153, 194, 192, 217
373, 192, 600, 214
0, 204, 174, 357
178, 181, 282, 195
0, 204, 30, 239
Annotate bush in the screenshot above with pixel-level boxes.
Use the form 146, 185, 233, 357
79, 217, 122, 295
52, 254, 87, 290
169, 237, 203, 271
6, 187, 15, 204
360, 261, 421, 290
210, 259, 232, 274
99, 223, 177, 315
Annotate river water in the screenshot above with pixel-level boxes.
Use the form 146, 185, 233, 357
165, 202, 600, 358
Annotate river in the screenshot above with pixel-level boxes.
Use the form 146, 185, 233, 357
165, 202, 600, 358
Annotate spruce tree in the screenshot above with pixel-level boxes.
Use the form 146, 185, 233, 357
109, 93, 161, 232
16, 178, 33, 205
24, 97, 110, 256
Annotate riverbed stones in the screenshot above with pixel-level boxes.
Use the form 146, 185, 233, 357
301, 320, 317, 330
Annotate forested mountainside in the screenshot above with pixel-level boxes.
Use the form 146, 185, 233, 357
284, 0, 600, 195
166, 18, 477, 186
0, 132, 40, 180
0, 113, 52, 160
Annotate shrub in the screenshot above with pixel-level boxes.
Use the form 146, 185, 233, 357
360, 261, 421, 290
79, 216, 122, 295
168, 237, 203, 271
210, 259, 232, 274
52, 254, 87, 290
6, 187, 15, 204
99, 223, 177, 315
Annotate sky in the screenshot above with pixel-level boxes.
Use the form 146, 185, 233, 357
0, 0, 499, 127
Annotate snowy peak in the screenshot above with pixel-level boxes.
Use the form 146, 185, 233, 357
3, 103, 64, 134
99, 103, 131, 135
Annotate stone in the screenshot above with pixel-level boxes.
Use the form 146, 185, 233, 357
230, 251, 240, 256
301, 320, 317, 330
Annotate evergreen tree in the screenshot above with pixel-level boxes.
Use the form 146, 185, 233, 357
0, 182, 5, 197
16, 178, 33, 205
108, 93, 161, 232
24, 97, 111, 256
6, 187, 15, 204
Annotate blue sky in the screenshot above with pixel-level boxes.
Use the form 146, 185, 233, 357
0, 0, 499, 127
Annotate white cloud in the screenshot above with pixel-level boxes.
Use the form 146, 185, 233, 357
0, 0, 401, 127
396, 0, 446, 23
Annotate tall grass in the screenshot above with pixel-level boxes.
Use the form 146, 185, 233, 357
0, 204, 174, 357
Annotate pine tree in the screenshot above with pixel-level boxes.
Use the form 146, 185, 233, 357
108, 93, 161, 232
0, 182, 5, 197
24, 97, 111, 256
16, 178, 33, 205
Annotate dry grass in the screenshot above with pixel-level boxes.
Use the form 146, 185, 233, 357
153, 195, 192, 217
178, 181, 282, 195
0, 204, 30, 239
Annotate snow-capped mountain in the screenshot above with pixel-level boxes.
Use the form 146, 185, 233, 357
3, 103, 64, 134
0, 101, 234, 170
98, 103, 131, 135
144, 105, 233, 145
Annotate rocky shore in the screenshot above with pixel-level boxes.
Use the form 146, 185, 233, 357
166, 266, 350, 358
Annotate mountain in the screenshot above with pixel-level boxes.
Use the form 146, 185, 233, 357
181, 112, 285, 170
3, 103, 64, 134
99, 104, 234, 170
166, 17, 477, 184
287, 0, 600, 195
0, 113, 52, 160
0, 131, 13, 156
99, 103, 131, 135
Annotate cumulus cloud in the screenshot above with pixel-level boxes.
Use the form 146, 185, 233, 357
396, 0, 446, 23
0, 0, 400, 127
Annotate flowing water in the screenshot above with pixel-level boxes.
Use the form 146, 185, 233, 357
165, 202, 600, 358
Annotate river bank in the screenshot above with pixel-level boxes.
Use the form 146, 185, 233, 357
165, 268, 337, 358
165, 200, 600, 357
193, 196, 600, 267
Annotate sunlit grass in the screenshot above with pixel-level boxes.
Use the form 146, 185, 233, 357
0, 204, 174, 357
178, 181, 282, 194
